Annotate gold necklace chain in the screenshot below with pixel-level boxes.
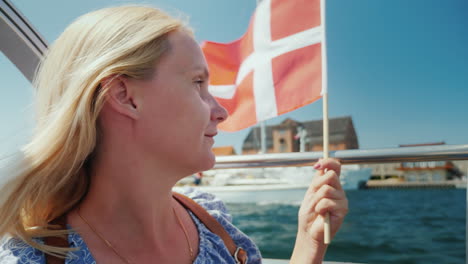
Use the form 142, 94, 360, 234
173, 207, 195, 260
77, 208, 132, 264
77, 206, 194, 263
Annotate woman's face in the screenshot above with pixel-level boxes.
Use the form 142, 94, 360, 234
130, 30, 227, 175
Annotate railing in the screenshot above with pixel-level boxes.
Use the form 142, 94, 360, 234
213, 144, 468, 169
0, 0, 48, 82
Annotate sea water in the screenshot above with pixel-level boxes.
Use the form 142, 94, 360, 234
227, 189, 466, 264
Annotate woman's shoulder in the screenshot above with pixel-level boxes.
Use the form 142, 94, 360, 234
173, 187, 232, 221
1, 233, 94, 264
173, 187, 262, 263
0, 236, 45, 264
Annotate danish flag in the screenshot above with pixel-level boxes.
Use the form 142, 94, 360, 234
203, 0, 323, 132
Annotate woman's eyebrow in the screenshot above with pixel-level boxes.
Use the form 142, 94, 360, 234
191, 66, 209, 78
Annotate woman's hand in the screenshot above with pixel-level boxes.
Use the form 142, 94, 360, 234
290, 158, 348, 264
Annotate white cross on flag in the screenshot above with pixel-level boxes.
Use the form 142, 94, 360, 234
203, 0, 323, 132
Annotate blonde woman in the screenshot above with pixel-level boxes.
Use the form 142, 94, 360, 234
0, 5, 348, 264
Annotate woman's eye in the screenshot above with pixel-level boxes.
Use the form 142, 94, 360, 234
195, 80, 204, 90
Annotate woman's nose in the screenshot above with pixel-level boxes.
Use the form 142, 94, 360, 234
210, 96, 228, 122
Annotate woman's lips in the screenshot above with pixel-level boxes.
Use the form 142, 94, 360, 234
204, 132, 217, 137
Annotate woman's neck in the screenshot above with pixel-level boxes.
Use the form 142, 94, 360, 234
71, 147, 183, 253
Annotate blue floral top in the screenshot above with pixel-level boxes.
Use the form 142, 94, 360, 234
0, 188, 262, 263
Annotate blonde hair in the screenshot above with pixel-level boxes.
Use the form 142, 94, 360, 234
0, 5, 189, 256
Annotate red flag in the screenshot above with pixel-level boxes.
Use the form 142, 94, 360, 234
203, 0, 323, 132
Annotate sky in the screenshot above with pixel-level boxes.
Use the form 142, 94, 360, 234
1, 0, 467, 156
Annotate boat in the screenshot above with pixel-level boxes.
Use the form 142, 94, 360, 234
176, 165, 371, 204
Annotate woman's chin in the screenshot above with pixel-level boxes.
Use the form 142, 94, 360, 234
197, 152, 216, 172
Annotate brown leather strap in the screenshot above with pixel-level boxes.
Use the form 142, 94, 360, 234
44, 215, 68, 264
172, 192, 248, 264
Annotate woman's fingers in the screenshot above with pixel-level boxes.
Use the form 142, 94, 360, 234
304, 157, 341, 198
306, 198, 348, 239
308, 184, 345, 210
302, 183, 346, 218
311, 169, 343, 192
314, 197, 348, 218
301, 177, 345, 214
301, 162, 346, 220
314, 158, 341, 176
297, 158, 348, 243
303, 169, 341, 203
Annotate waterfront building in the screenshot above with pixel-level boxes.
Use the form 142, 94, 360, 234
241, 116, 358, 154
364, 142, 466, 182
362, 163, 404, 180
396, 142, 463, 182
212, 146, 237, 156
398, 161, 461, 182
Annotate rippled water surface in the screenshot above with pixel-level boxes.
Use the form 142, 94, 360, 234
226, 189, 466, 264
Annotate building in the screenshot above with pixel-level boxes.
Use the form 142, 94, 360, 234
364, 142, 465, 181
397, 160, 462, 182
395, 142, 463, 182
241, 116, 359, 154
362, 163, 404, 180
398, 143, 464, 181
212, 146, 236, 156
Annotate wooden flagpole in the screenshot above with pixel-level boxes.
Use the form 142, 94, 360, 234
320, 0, 331, 244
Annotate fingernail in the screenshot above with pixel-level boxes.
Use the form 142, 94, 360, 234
313, 163, 321, 169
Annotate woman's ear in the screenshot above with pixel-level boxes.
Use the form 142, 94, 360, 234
102, 75, 139, 120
